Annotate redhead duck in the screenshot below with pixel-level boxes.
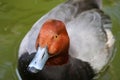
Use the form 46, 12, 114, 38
17, 0, 115, 80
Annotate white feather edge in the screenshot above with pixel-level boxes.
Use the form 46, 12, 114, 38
16, 69, 22, 80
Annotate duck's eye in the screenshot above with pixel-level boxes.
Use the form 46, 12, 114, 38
54, 34, 59, 39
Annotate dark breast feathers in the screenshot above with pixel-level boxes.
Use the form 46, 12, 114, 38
18, 52, 95, 80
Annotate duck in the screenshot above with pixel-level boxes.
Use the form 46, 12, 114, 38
17, 0, 115, 80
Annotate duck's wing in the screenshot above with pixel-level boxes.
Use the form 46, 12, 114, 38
66, 9, 115, 73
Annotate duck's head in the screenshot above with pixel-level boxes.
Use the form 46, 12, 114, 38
28, 19, 69, 73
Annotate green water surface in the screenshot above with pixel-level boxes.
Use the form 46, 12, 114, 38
0, 0, 120, 80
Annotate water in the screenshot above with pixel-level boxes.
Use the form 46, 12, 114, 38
0, 0, 120, 80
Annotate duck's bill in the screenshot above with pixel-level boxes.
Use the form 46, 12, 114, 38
28, 46, 49, 73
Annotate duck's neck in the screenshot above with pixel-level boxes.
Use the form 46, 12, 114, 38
46, 51, 69, 66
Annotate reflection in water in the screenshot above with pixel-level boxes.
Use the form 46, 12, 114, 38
0, 0, 120, 80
